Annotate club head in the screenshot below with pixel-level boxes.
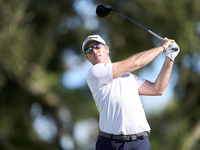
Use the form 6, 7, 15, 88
96, 5, 114, 18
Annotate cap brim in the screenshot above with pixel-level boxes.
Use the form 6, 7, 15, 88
82, 39, 100, 52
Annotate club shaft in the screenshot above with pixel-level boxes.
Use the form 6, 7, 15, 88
113, 9, 163, 41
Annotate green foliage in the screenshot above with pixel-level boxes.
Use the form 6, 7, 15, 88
0, 0, 199, 149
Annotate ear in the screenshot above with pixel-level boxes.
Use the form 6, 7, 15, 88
86, 55, 90, 62
106, 46, 109, 54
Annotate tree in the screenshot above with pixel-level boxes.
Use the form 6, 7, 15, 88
0, 0, 199, 149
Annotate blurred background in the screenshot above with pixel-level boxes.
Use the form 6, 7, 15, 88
0, 0, 200, 149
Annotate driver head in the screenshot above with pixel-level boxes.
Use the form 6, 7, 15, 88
96, 5, 114, 18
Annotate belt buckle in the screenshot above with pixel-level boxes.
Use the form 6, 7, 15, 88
130, 135, 137, 141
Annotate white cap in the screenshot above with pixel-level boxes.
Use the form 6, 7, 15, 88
82, 35, 106, 52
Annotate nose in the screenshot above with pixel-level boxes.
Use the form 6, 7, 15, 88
93, 48, 98, 53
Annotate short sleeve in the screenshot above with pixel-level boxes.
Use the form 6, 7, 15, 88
87, 63, 113, 89
132, 74, 146, 89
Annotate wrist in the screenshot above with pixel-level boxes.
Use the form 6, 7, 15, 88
166, 56, 174, 62
161, 45, 166, 52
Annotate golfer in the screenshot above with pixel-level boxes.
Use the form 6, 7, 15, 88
82, 35, 180, 150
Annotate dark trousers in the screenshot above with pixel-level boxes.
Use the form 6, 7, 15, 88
96, 135, 151, 150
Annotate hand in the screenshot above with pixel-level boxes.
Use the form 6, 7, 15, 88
161, 37, 175, 52
166, 43, 180, 61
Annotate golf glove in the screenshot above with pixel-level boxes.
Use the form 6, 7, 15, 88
166, 43, 180, 61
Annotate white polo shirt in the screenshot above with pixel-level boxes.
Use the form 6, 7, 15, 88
87, 63, 150, 135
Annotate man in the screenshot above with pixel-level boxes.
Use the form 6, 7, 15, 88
82, 35, 180, 150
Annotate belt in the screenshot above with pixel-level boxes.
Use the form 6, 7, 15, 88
99, 130, 149, 141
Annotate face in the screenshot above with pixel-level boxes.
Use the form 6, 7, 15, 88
85, 41, 110, 65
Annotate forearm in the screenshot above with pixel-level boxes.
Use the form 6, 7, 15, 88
154, 57, 174, 94
130, 46, 164, 70
112, 46, 164, 79
138, 39, 179, 96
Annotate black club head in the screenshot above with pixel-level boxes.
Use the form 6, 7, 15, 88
96, 5, 114, 18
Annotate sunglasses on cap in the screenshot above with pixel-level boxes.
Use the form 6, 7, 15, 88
84, 43, 105, 54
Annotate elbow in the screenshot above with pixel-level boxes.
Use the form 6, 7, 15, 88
157, 92, 164, 96
132, 59, 143, 70
156, 89, 165, 96
153, 85, 165, 96
154, 83, 166, 96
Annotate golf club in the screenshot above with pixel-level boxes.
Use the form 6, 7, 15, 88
96, 5, 163, 41
96, 5, 178, 51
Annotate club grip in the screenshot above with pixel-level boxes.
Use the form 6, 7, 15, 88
148, 30, 163, 41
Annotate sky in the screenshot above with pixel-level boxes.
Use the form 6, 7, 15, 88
65, 1, 200, 149
31, 1, 200, 149
60, 1, 181, 149
63, 0, 200, 114
61, 0, 181, 114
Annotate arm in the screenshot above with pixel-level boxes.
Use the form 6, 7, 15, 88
112, 38, 174, 79
138, 57, 173, 96
138, 42, 180, 96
